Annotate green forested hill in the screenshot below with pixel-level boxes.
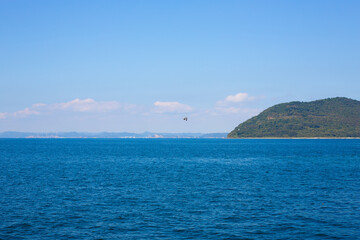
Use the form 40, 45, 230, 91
228, 97, 360, 138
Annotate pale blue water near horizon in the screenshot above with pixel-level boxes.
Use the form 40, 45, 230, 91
0, 139, 359, 239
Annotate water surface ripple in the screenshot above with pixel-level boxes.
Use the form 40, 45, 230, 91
0, 139, 359, 239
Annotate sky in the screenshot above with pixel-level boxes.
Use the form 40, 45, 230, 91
0, 0, 359, 133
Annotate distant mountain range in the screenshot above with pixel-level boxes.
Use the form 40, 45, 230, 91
228, 97, 360, 138
0, 131, 227, 139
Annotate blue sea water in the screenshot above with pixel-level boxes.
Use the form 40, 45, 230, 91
0, 139, 359, 240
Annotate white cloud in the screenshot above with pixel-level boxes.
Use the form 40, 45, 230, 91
213, 92, 264, 117
0, 98, 128, 119
225, 92, 256, 102
32, 103, 46, 108
52, 98, 121, 112
217, 92, 258, 106
0, 107, 39, 119
0, 112, 7, 119
13, 108, 40, 117
216, 92, 264, 107
153, 101, 193, 113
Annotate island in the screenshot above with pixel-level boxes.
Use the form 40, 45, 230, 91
228, 97, 360, 138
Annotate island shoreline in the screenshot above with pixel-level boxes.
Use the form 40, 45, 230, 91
227, 137, 360, 139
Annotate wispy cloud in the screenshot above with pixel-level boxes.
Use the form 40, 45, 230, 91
51, 98, 121, 112
0, 96, 264, 133
225, 92, 256, 103
153, 101, 193, 113
13, 108, 40, 117
0, 98, 130, 119
0, 112, 7, 119
216, 92, 261, 106
0, 107, 40, 119
213, 92, 264, 117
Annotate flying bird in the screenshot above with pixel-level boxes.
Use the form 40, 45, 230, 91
183, 117, 188, 121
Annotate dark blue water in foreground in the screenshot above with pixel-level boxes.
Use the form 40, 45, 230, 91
0, 139, 360, 239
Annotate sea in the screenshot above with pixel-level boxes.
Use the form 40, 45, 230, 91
0, 139, 359, 239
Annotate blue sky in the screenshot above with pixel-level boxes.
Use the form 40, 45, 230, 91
1, 0, 359, 133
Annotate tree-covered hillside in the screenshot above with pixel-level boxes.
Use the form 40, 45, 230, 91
228, 97, 360, 138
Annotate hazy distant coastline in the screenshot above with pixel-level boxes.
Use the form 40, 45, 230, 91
0, 131, 227, 139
